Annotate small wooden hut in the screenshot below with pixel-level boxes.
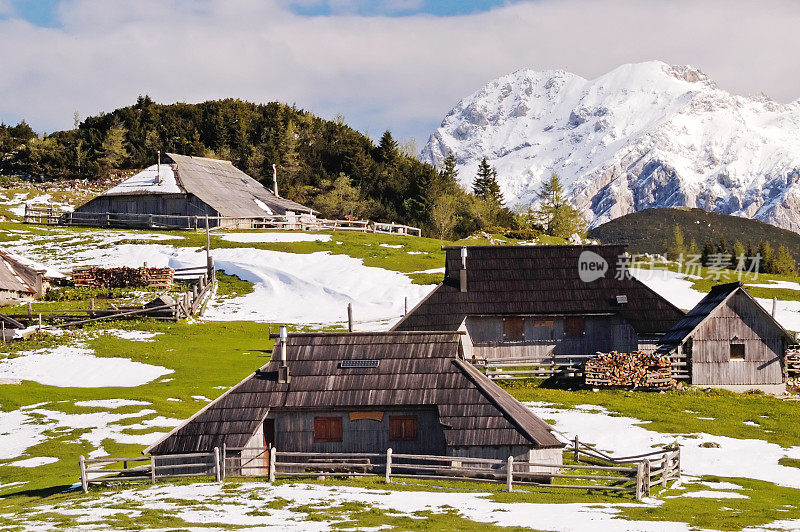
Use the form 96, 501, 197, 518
393, 245, 684, 360
0, 249, 47, 305
657, 282, 792, 385
144, 331, 564, 469
74, 153, 316, 227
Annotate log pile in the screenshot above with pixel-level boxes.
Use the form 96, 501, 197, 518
585, 351, 675, 390
72, 266, 174, 289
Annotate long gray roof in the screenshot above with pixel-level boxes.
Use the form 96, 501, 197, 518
93, 153, 316, 217
0, 250, 40, 294
145, 331, 563, 454
393, 245, 685, 335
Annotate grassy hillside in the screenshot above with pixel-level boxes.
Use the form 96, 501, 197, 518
588, 207, 800, 260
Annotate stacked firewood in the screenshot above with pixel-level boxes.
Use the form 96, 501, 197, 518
72, 266, 174, 289
584, 351, 675, 390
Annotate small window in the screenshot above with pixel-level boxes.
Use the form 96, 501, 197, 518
730, 343, 745, 361
389, 416, 418, 441
313, 417, 343, 442
565, 317, 585, 338
503, 317, 524, 342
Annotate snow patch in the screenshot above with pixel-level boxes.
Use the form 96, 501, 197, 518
9, 456, 58, 468
218, 232, 331, 243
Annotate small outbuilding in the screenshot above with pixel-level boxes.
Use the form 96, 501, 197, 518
74, 153, 316, 228
393, 245, 684, 360
144, 331, 565, 468
657, 282, 792, 386
0, 249, 47, 305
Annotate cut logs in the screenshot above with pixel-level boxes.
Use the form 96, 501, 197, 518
584, 351, 675, 390
72, 266, 174, 289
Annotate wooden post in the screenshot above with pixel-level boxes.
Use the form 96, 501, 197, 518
214, 447, 221, 482
79, 455, 88, 494
221, 443, 227, 482
404, 297, 408, 316
268, 447, 276, 483
506, 456, 514, 492
661, 455, 668, 486
150, 455, 156, 484
385, 448, 392, 483
1, 322, 4, 343
347, 303, 353, 332
27, 302, 32, 318
635, 461, 644, 501
643, 459, 651, 497
90, 298, 95, 311
573, 435, 579, 462
674, 448, 681, 483
38, 313, 42, 331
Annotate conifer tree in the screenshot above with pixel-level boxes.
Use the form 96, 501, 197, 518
732, 241, 746, 269
757, 241, 775, 274
472, 157, 504, 205
97, 124, 128, 176
717, 235, 729, 256
534, 173, 585, 238
667, 225, 687, 261
688, 238, 700, 258
377, 130, 398, 164
772, 245, 796, 275
701, 240, 715, 266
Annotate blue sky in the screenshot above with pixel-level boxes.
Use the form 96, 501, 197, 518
5, 0, 520, 27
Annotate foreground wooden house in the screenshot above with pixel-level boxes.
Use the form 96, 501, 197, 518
145, 331, 565, 470
657, 282, 792, 386
74, 153, 316, 228
0, 250, 47, 306
393, 245, 684, 360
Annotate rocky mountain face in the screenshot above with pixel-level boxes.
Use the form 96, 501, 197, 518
422, 61, 800, 231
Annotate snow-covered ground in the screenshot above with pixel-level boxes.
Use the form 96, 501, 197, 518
217, 232, 332, 243
0, 344, 172, 387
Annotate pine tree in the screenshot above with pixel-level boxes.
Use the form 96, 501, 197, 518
772, 245, 797, 275
441, 152, 458, 182
757, 241, 775, 274
97, 124, 128, 176
717, 235, 729, 256
701, 240, 715, 266
377, 130, 398, 164
667, 225, 686, 261
688, 238, 700, 258
534, 173, 586, 238
732, 241, 746, 270
472, 158, 504, 204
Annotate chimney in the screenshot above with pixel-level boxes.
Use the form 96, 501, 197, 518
460, 246, 468, 293
278, 325, 291, 383
272, 164, 279, 197
156, 150, 162, 185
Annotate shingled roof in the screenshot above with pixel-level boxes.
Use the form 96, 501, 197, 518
96, 153, 315, 217
657, 282, 793, 353
393, 245, 684, 335
0, 250, 41, 295
145, 331, 563, 455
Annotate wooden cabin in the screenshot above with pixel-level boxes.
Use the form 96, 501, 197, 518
657, 282, 792, 386
0, 249, 47, 306
74, 153, 316, 228
144, 331, 565, 471
393, 245, 684, 361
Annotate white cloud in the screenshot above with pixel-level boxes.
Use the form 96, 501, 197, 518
0, 0, 798, 143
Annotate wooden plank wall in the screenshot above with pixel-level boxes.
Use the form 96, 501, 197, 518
691, 291, 784, 385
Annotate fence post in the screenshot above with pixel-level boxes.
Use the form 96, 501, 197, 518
221, 443, 227, 482
643, 459, 651, 497
347, 303, 353, 332
661, 455, 668, 487
385, 448, 392, 483
150, 455, 156, 484
573, 435, 579, 462
214, 447, 221, 482
506, 456, 514, 492
675, 448, 681, 483
635, 461, 644, 501
269, 447, 276, 483
79, 455, 88, 494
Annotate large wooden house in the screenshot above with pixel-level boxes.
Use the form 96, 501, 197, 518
393, 245, 684, 360
144, 331, 565, 469
75, 153, 316, 227
657, 282, 792, 386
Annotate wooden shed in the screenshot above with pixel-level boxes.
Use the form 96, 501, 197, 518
0, 249, 47, 305
74, 153, 316, 227
657, 282, 792, 386
144, 331, 564, 469
392, 245, 684, 360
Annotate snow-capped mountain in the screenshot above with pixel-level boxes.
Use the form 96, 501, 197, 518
422, 61, 800, 231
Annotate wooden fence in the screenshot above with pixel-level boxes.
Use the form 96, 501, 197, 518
79, 443, 679, 500
480, 355, 592, 380
24, 204, 421, 236
786, 347, 800, 378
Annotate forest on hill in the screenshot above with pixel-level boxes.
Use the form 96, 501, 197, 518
0, 97, 490, 237
589, 207, 800, 269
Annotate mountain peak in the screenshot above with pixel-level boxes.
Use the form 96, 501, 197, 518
422, 62, 800, 232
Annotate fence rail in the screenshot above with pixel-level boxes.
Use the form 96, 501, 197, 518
479, 355, 593, 380
786, 347, 800, 377
79, 443, 679, 500
24, 204, 421, 236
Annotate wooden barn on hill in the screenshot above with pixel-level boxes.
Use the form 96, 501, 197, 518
392, 245, 684, 360
144, 331, 565, 468
657, 282, 792, 386
74, 153, 316, 228
0, 249, 47, 305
